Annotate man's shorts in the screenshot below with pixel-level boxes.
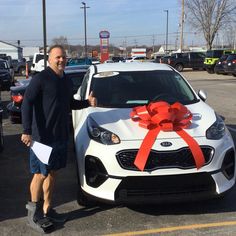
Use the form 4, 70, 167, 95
30, 141, 68, 176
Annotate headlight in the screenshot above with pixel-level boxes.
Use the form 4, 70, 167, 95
206, 113, 225, 140
87, 117, 120, 145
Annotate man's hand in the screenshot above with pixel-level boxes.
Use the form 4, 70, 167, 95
88, 91, 97, 107
21, 134, 32, 147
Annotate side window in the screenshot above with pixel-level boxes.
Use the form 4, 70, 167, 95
80, 69, 90, 99
35, 54, 48, 63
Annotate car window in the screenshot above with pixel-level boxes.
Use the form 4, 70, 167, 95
35, 54, 48, 63
80, 69, 91, 99
90, 70, 197, 108
66, 71, 87, 93
206, 50, 223, 58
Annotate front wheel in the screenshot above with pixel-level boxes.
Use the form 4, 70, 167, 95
175, 63, 184, 72
206, 68, 214, 74
75, 157, 95, 207
77, 184, 93, 207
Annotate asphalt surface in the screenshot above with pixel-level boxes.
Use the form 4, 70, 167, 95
0, 70, 236, 236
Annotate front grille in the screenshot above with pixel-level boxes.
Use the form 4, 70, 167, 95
116, 146, 214, 171
115, 173, 216, 202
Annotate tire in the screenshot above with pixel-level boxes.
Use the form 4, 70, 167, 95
74, 157, 94, 207
175, 63, 184, 72
206, 68, 214, 74
77, 184, 93, 207
0, 123, 4, 152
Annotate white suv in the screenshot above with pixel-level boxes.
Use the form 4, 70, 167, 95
72, 62, 235, 206
30, 53, 48, 74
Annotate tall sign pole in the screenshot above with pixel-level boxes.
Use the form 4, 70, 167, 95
99, 30, 110, 63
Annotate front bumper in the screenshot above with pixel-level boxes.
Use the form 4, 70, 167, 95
75, 134, 236, 204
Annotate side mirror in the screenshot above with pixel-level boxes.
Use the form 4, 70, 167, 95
198, 89, 207, 102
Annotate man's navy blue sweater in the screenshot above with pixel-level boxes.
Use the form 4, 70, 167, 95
22, 67, 89, 144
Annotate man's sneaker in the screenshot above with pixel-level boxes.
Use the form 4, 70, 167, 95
44, 208, 67, 223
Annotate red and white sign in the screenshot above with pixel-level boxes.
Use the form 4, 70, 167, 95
99, 30, 110, 62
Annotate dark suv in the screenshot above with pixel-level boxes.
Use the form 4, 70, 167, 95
0, 59, 12, 91
167, 52, 206, 72
223, 54, 236, 76
214, 54, 229, 74
0, 55, 14, 83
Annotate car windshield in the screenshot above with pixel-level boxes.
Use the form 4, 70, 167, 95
206, 50, 223, 58
226, 54, 236, 61
90, 70, 198, 108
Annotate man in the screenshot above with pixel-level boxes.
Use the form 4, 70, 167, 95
21, 45, 96, 233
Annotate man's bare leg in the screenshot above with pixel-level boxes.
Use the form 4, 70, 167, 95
42, 171, 56, 214
30, 173, 46, 202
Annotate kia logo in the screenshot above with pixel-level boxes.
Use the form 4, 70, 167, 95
160, 142, 172, 147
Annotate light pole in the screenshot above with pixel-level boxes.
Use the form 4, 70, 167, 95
42, 0, 47, 69
164, 10, 169, 54
81, 2, 90, 57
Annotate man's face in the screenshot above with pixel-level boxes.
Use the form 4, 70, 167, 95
48, 47, 67, 74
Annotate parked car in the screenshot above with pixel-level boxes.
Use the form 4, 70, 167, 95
214, 54, 229, 75
12, 58, 32, 76
66, 57, 92, 66
0, 58, 13, 91
0, 96, 4, 152
204, 49, 236, 74
125, 56, 148, 62
154, 55, 163, 63
167, 52, 206, 72
0, 54, 15, 82
72, 62, 235, 206
30, 53, 49, 74
112, 56, 125, 62
223, 54, 236, 76
159, 55, 171, 64
7, 67, 88, 124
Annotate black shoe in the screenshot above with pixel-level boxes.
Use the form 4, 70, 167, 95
44, 208, 67, 223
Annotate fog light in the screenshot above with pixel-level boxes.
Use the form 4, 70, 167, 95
221, 149, 235, 180
85, 155, 108, 187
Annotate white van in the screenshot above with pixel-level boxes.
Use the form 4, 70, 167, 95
31, 53, 48, 74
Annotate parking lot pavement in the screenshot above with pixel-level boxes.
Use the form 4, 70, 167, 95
0, 71, 236, 235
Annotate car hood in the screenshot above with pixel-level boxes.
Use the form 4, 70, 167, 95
86, 101, 216, 140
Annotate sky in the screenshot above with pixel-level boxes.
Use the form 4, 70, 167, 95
0, 0, 204, 48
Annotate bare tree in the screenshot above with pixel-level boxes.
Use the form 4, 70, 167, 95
51, 36, 70, 51
185, 0, 236, 49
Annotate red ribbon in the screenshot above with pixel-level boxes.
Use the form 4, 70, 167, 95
130, 101, 205, 171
